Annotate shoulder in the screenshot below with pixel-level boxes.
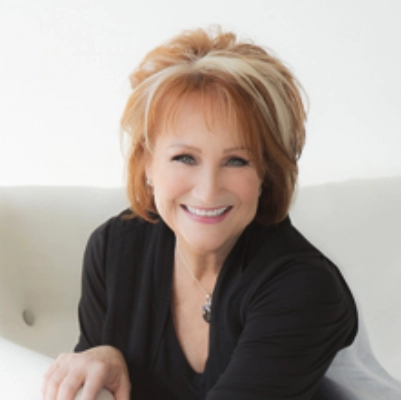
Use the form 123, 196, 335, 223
245, 217, 353, 300
264, 257, 353, 307
84, 210, 170, 268
242, 218, 358, 345
82, 210, 175, 286
88, 209, 162, 246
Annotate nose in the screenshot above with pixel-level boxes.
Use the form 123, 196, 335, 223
192, 165, 222, 205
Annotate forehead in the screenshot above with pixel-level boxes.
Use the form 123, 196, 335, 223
152, 91, 246, 146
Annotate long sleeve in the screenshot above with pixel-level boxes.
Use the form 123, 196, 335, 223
206, 257, 357, 400
74, 222, 109, 352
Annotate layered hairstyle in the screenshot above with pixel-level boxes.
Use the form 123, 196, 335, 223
120, 26, 307, 225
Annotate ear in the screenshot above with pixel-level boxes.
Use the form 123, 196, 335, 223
144, 151, 153, 184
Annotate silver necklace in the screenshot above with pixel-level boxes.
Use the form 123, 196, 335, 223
176, 246, 213, 323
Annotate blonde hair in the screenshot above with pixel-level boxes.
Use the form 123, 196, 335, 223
121, 26, 307, 225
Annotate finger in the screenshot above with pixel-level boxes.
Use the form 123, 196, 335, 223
113, 378, 131, 400
42, 352, 74, 397
42, 362, 58, 398
43, 367, 64, 400
43, 360, 58, 382
79, 366, 107, 400
79, 381, 103, 400
56, 373, 85, 400
42, 354, 75, 400
43, 383, 58, 400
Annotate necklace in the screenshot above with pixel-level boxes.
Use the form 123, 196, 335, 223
176, 246, 213, 323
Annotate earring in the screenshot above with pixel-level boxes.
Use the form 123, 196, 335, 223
146, 178, 153, 187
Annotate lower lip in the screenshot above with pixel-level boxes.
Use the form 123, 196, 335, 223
181, 206, 232, 224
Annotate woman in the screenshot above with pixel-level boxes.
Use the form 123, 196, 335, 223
42, 27, 357, 400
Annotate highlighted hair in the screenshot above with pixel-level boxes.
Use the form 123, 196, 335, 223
121, 27, 307, 225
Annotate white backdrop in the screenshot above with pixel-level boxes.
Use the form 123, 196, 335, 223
0, 0, 400, 187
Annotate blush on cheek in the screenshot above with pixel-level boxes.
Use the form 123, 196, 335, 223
238, 182, 260, 201
162, 169, 192, 191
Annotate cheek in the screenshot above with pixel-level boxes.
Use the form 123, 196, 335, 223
229, 175, 261, 204
153, 167, 190, 208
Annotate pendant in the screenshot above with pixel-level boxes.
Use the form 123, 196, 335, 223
202, 294, 212, 323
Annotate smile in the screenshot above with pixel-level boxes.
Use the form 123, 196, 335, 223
184, 205, 231, 217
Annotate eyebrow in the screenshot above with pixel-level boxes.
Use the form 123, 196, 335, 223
169, 144, 201, 152
169, 143, 249, 153
224, 146, 249, 154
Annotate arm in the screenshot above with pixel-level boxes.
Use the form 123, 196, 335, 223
42, 223, 130, 400
75, 223, 109, 351
207, 259, 357, 400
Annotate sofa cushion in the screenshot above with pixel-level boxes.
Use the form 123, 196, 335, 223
0, 186, 127, 356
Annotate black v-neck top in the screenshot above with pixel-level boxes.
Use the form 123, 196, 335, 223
75, 212, 358, 400
154, 308, 206, 398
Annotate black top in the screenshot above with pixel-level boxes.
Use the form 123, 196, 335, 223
75, 212, 358, 400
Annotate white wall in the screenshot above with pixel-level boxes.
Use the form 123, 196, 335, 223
1, 0, 400, 187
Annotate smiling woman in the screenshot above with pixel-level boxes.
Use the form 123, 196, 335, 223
42, 27, 357, 400
121, 27, 306, 227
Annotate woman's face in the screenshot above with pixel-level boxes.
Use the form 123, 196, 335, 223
146, 96, 262, 256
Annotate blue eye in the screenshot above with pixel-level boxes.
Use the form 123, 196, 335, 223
226, 157, 249, 167
172, 154, 196, 165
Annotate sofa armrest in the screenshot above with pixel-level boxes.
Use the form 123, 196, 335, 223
0, 337, 114, 400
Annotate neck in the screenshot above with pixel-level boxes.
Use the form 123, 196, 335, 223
174, 233, 239, 280
175, 246, 225, 282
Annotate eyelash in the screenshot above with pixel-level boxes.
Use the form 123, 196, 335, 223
226, 157, 250, 167
172, 154, 250, 167
172, 154, 196, 165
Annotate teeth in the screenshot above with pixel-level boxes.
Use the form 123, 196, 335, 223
186, 206, 229, 217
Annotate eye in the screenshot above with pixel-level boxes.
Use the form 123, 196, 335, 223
172, 154, 196, 165
225, 157, 250, 167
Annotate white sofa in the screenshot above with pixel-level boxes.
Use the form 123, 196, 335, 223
1, 178, 400, 399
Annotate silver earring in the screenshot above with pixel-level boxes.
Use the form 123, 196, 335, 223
146, 178, 153, 187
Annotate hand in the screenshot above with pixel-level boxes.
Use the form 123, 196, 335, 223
42, 345, 131, 400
